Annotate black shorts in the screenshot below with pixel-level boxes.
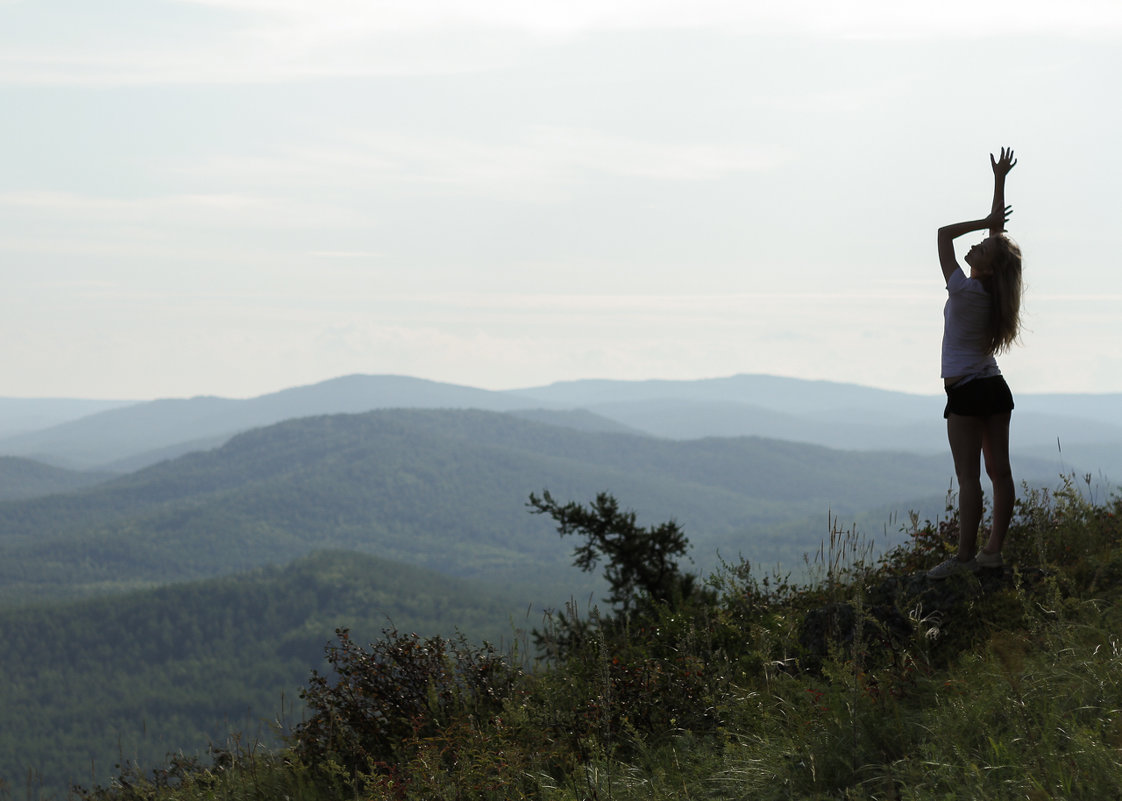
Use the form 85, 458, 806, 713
943, 375, 1015, 419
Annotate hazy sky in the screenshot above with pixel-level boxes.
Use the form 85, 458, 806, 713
3, 0, 1120, 399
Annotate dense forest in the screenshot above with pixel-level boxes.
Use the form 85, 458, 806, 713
0, 550, 540, 798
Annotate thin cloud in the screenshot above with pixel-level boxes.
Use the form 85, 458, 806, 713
0, 190, 362, 230
179, 0, 1122, 37
327, 291, 933, 316
172, 128, 787, 203
307, 250, 385, 259
4, 0, 1121, 86
1033, 294, 1122, 302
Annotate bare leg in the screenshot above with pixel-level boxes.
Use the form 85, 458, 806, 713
947, 413, 985, 561
981, 412, 1014, 553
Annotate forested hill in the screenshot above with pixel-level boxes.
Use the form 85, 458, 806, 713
0, 455, 112, 501
0, 549, 531, 798
0, 407, 990, 606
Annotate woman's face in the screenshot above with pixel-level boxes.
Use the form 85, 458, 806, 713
965, 235, 1000, 277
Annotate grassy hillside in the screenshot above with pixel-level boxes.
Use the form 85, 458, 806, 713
0, 408, 977, 605
0, 550, 540, 799
72, 476, 1122, 801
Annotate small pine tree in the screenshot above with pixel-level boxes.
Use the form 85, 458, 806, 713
528, 490, 698, 616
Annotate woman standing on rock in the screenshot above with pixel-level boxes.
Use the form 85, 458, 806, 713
927, 147, 1023, 580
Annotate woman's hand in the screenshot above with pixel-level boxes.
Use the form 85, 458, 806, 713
985, 204, 1013, 233
991, 147, 1017, 179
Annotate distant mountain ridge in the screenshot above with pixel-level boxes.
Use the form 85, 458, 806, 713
515, 376, 1122, 470
1, 373, 1119, 478
0, 397, 136, 439
0, 375, 543, 470
513, 375, 935, 417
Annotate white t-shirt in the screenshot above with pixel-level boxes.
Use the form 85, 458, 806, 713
941, 269, 1000, 380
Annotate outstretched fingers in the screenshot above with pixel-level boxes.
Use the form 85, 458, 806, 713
991, 146, 1017, 176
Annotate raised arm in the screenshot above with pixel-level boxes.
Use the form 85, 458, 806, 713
989, 146, 1016, 237
937, 148, 1016, 282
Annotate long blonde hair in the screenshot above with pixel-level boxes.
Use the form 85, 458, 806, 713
980, 234, 1023, 355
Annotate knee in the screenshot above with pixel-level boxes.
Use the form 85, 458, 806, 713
956, 469, 982, 488
985, 463, 1013, 484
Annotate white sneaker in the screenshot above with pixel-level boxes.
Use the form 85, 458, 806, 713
926, 557, 980, 580
975, 550, 1004, 570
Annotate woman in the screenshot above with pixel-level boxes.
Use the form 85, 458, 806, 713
927, 147, 1024, 580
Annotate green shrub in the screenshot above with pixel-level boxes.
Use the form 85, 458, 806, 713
292, 627, 521, 782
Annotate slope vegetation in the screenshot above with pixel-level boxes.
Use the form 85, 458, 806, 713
69, 477, 1122, 801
